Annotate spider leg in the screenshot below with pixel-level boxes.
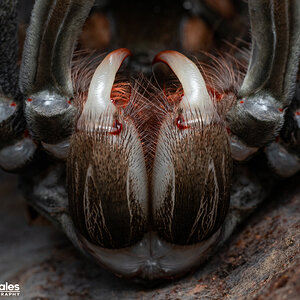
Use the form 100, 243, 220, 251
265, 81, 300, 177
0, 0, 37, 171
227, 0, 300, 153
19, 0, 94, 156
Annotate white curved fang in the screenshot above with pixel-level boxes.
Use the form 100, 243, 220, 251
78, 48, 131, 130
153, 50, 216, 123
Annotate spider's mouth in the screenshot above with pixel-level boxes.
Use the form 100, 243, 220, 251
66, 48, 232, 277
77, 229, 221, 280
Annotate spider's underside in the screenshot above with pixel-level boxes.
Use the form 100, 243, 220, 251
0, 0, 299, 281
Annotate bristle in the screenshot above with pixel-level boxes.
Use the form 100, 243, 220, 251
110, 82, 131, 109
71, 49, 132, 127
124, 77, 170, 173
70, 42, 250, 170
72, 50, 106, 96
194, 46, 249, 117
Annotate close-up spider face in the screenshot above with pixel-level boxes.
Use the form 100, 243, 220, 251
67, 48, 232, 279
0, 0, 299, 286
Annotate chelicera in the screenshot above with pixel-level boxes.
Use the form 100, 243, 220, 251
0, 0, 299, 280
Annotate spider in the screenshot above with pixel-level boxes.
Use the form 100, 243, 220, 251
0, 0, 299, 281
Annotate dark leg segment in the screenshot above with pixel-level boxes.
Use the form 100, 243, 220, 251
0, 0, 37, 171
19, 0, 94, 144
227, 0, 300, 148
0, 0, 19, 96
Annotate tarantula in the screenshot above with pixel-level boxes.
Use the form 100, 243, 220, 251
0, 0, 299, 281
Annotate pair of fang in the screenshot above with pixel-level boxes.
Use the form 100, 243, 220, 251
77, 48, 217, 132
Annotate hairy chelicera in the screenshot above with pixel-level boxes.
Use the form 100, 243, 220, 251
68, 49, 148, 249
66, 49, 232, 278
152, 51, 232, 245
